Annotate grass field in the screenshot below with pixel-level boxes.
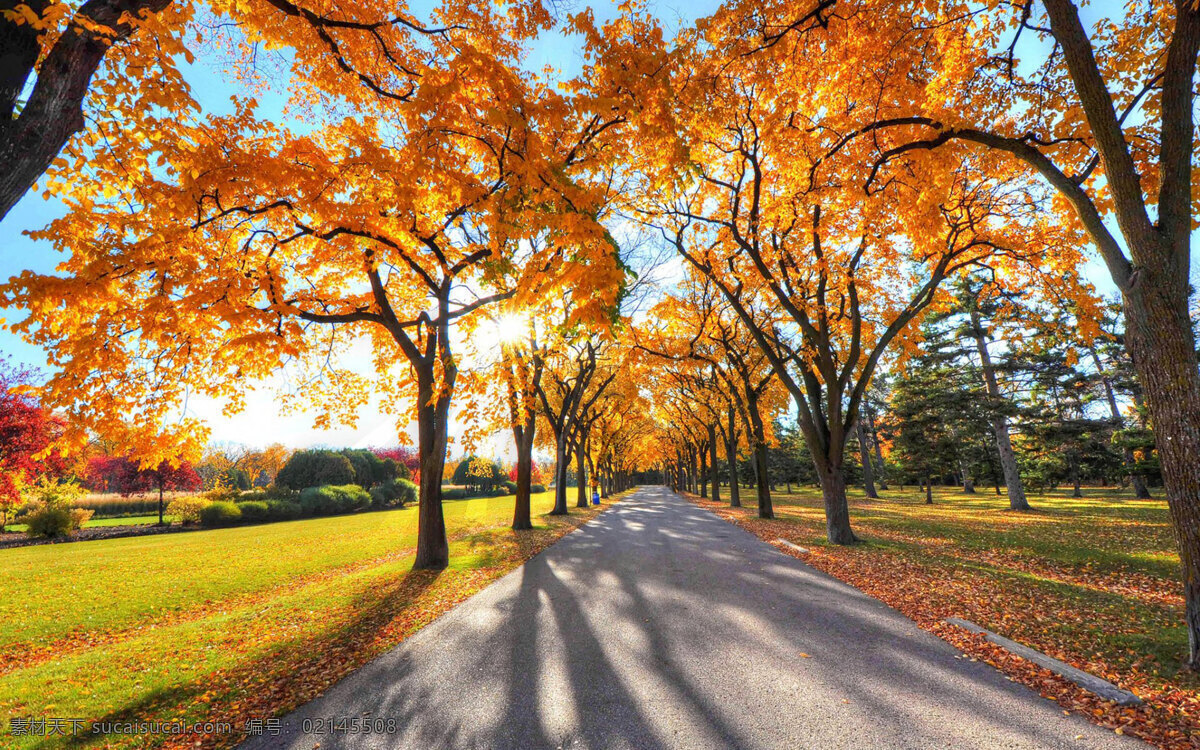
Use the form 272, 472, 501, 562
4, 514, 164, 534
0, 490, 616, 748
693, 484, 1196, 748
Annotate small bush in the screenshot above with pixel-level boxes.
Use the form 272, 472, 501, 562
23, 507, 94, 538
503, 480, 517, 494
441, 488, 467, 500
530, 484, 547, 494
299, 484, 371, 516
19, 479, 91, 538
236, 500, 270, 523
167, 495, 211, 525
370, 478, 418, 508
199, 501, 242, 527
266, 500, 303, 521
203, 486, 243, 503
488, 487, 508, 497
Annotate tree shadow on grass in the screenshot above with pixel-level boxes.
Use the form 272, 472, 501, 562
50, 569, 446, 749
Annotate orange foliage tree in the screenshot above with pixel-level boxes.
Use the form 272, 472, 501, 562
2, 1, 624, 569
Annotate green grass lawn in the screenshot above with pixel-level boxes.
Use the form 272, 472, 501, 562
4, 514, 164, 534
0, 490, 611, 748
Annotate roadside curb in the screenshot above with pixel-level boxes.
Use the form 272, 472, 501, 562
944, 617, 1142, 706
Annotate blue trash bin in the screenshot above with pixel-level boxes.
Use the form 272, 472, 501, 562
592, 489, 600, 505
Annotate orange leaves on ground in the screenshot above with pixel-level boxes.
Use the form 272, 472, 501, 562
689, 492, 1199, 750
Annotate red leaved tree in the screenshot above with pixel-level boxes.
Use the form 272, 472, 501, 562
83, 455, 200, 525
0, 360, 67, 531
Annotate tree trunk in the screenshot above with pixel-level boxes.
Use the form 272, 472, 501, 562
971, 309, 1030, 510
413, 373, 450, 570
576, 437, 589, 509
960, 459, 975, 493
158, 483, 165, 526
1124, 276, 1200, 668
726, 406, 742, 507
754, 441, 773, 519
814, 455, 856, 544
925, 473, 933, 504
699, 443, 708, 499
550, 433, 569, 515
0, 0, 175, 223
855, 418, 878, 498
512, 423, 534, 531
868, 407, 888, 490
708, 424, 721, 505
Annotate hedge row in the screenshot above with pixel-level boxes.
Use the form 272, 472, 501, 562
198, 480, 418, 528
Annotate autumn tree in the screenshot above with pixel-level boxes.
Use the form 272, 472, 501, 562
83, 455, 201, 524
723, 0, 1200, 666
0, 359, 67, 531
3, 2, 623, 570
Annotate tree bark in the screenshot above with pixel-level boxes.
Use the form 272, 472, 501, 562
867, 406, 888, 489
576, 435, 589, 509
814, 455, 856, 543
971, 309, 1030, 510
551, 434, 569, 515
855, 418, 878, 498
925, 472, 933, 504
708, 424, 721, 504
726, 406, 741, 508
0, 0, 176, 223
412, 370, 451, 570
753, 441, 773, 519
1124, 272, 1200, 669
512, 423, 534, 530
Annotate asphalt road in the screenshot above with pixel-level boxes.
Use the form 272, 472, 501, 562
244, 486, 1145, 749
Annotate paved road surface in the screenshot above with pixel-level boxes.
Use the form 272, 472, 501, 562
245, 486, 1144, 749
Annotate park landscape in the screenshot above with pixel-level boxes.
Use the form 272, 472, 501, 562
2, 0, 1200, 747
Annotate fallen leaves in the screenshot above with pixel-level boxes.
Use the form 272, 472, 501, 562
688, 491, 1200, 749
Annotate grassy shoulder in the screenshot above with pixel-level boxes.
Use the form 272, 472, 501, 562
691, 484, 1195, 749
0, 490, 624, 749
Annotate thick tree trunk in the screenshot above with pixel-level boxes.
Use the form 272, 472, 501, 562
925, 473, 933, 504
512, 425, 534, 531
754, 441, 773, 519
708, 424, 721, 505
550, 434, 569, 515
814, 455, 857, 544
971, 310, 1030, 511
1124, 277, 1200, 669
413, 374, 450, 570
576, 438, 589, 509
0, 0, 174, 223
855, 418, 878, 498
699, 443, 708, 499
725, 427, 741, 507
960, 459, 975, 493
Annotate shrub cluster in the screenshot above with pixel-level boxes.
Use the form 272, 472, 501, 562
530, 484, 547, 494
18, 479, 92, 538
299, 484, 372, 515
369, 478, 417, 508
199, 501, 242, 527
276, 450, 356, 490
